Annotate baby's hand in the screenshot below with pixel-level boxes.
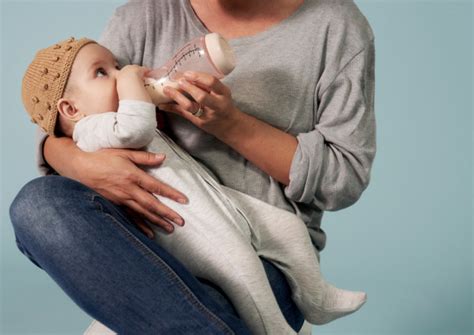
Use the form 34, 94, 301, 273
117, 65, 152, 103
117, 65, 149, 82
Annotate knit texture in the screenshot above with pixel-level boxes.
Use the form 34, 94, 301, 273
21, 37, 96, 135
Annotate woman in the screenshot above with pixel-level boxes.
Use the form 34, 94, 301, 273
10, 0, 375, 333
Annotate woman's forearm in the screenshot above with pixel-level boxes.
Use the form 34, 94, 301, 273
159, 72, 298, 185
43, 136, 83, 177
215, 109, 298, 186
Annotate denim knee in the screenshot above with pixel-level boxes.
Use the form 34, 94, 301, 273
9, 176, 97, 268
10, 175, 95, 228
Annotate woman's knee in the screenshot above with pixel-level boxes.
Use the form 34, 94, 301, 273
9, 176, 97, 251
10, 175, 94, 221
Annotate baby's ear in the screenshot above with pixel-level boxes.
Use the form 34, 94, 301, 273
57, 98, 82, 122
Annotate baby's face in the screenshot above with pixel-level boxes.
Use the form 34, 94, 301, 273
67, 43, 121, 116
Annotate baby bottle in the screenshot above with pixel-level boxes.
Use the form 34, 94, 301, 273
145, 33, 236, 105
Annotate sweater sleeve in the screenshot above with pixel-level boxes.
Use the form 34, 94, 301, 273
284, 41, 376, 211
73, 100, 157, 152
35, 128, 56, 176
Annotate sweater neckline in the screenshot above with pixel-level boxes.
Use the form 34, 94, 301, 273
183, 0, 309, 47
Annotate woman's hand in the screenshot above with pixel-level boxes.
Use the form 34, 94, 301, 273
155, 71, 298, 186
157, 71, 240, 138
73, 148, 189, 235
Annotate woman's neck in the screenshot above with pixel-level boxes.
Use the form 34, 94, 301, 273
189, 0, 304, 39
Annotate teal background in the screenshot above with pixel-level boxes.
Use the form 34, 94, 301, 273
1, 0, 472, 334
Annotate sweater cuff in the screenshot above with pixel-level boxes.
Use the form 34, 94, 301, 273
35, 127, 57, 176
283, 129, 325, 204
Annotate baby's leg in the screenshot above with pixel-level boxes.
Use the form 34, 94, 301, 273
150, 200, 296, 335
143, 134, 296, 335
221, 186, 367, 325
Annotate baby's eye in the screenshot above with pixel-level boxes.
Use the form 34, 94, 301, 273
96, 67, 107, 77
115, 64, 121, 70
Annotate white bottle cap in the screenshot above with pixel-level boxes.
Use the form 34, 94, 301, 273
205, 33, 236, 75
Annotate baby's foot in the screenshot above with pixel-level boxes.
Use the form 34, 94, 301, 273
307, 283, 367, 325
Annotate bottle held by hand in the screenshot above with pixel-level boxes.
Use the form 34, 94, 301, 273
145, 33, 236, 105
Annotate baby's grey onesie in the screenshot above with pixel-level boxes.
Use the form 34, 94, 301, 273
72, 100, 349, 335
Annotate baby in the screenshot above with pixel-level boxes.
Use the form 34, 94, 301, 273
22, 37, 367, 335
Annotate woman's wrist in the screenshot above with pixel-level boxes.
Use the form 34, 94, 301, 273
211, 106, 246, 144
44, 135, 84, 178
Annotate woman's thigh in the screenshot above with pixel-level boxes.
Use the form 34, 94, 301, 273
9, 176, 304, 334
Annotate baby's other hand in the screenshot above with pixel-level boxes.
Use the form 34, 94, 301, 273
117, 65, 152, 103
117, 65, 149, 82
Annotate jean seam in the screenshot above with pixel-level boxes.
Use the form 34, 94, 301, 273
90, 195, 235, 335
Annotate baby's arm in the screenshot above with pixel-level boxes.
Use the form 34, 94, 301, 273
73, 65, 158, 152
73, 100, 156, 152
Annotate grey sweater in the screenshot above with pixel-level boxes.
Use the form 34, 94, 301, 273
36, 0, 376, 252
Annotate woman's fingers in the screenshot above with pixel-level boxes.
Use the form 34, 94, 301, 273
128, 184, 185, 227
135, 220, 155, 239
75, 148, 189, 235
162, 86, 204, 114
103, 148, 188, 232
121, 149, 189, 204
183, 71, 229, 96
122, 207, 155, 239
158, 100, 202, 121
176, 79, 229, 112
122, 149, 166, 167
133, 169, 189, 205
177, 79, 212, 106
157, 72, 239, 138
160, 71, 232, 115
124, 199, 177, 234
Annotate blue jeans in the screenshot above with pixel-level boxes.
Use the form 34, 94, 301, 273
9, 176, 304, 334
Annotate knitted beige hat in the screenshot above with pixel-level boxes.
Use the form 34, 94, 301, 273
21, 37, 96, 136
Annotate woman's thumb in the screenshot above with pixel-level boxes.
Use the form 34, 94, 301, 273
127, 151, 166, 166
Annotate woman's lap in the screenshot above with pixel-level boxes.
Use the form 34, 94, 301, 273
9, 175, 304, 334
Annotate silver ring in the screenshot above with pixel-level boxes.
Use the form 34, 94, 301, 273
193, 105, 204, 117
